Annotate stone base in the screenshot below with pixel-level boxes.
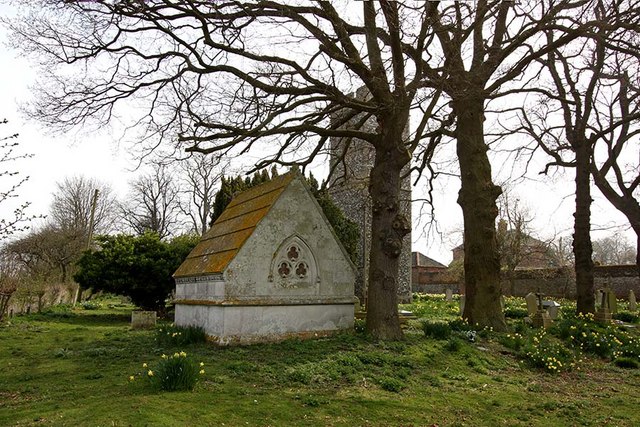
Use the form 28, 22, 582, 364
532, 310, 552, 328
175, 302, 354, 345
131, 311, 157, 329
595, 308, 611, 324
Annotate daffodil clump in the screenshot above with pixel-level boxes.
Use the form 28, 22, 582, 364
554, 313, 639, 360
504, 310, 640, 373
129, 352, 205, 391
521, 330, 578, 374
156, 323, 207, 347
500, 332, 526, 352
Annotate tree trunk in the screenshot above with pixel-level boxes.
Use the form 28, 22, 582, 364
636, 232, 640, 279
573, 139, 595, 314
454, 97, 506, 331
365, 119, 411, 340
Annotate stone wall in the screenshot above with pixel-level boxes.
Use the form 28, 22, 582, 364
6, 283, 74, 316
502, 265, 639, 298
412, 265, 639, 299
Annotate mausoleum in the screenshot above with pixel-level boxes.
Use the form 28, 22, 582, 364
173, 171, 356, 344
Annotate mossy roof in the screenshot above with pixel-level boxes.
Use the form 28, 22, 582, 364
173, 172, 296, 278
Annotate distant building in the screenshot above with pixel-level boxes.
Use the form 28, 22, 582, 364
452, 234, 558, 270
411, 251, 458, 294
452, 221, 560, 295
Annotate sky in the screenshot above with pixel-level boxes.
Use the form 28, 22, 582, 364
0, 4, 635, 265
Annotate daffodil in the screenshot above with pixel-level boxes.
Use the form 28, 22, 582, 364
148, 370, 154, 377
142, 363, 148, 368
199, 369, 205, 375
129, 375, 135, 382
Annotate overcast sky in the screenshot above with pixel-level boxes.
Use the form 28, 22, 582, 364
0, 4, 635, 264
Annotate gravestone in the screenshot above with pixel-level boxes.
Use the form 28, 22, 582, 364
594, 292, 602, 307
131, 311, 157, 329
542, 300, 561, 320
445, 288, 453, 302
531, 293, 552, 328
459, 295, 465, 317
354, 296, 362, 314
607, 288, 618, 314
595, 289, 612, 324
629, 290, 637, 312
525, 293, 538, 317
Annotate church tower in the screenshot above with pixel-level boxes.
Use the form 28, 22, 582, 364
328, 87, 412, 304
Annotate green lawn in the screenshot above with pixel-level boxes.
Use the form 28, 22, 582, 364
0, 296, 638, 426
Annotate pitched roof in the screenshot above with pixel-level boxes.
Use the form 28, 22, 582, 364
174, 172, 296, 278
412, 251, 447, 269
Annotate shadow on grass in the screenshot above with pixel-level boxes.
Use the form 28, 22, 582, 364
25, 311, 132, 326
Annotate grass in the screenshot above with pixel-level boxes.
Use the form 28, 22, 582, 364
0, 295, 638, 426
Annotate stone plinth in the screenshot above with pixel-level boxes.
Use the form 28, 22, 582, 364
131, 311, 157, 329
595, 307, 612, 324
532, 310, 552, 328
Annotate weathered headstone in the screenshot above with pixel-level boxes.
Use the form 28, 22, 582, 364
354, 296, 362, 313
594, 292, 602, 307
542, 300, 561, 320
459, 295, 466, 317
131, 311, 157, 329
607, 288, 618, 314
500, 295, 506, 311
532, 309, 552, 329
445, 288, 453, 302
525, 293, 538, 317
629, 290, 637, 312
595, 290, 612, 324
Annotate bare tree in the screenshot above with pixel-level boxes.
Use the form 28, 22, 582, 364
588, 68, 640, 273
0, 249, 21, 320
5, 225, 86, 295
179, 155, 224, 236
514, 3, 640, 313
0, 119, 39, 239
121, 163, 182, 239
592, 233, 637, 265
496, 192, 556, 295
50, 175, 119, 236
7, 0, 630, 335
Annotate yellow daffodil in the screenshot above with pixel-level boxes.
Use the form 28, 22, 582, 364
148, 370, 154, 377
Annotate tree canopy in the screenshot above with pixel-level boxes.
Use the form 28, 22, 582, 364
7, 0, 640, 336
74, 233, 199, 312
